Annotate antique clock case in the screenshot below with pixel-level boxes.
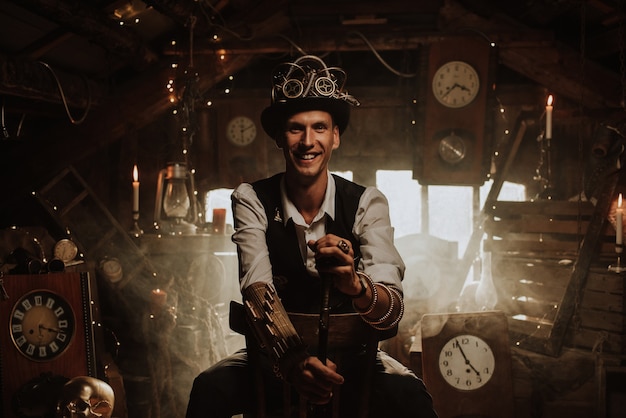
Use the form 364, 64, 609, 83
0, 272, 96, 418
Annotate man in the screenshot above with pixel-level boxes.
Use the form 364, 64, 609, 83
186, 55, 436, 417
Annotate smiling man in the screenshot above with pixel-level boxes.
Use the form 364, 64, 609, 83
185, 55, 437, 418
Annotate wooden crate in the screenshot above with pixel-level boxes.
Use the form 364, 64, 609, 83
485, 200, 624, 355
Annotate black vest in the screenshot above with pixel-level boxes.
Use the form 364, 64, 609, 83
252, 173, 365, 313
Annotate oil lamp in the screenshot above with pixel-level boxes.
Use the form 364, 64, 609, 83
154, 162, 197, 234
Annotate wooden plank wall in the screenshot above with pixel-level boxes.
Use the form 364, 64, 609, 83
485, 200, 624, 355
484, 200, 626, 417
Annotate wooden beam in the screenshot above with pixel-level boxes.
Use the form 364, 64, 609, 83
498, 45, 621, 108
0, 54, 105, 108
7, 0, 158, 67
2, 54, 259, 197
289, 0, 444, 16
440, 0, 622, 109
165, 25, 554, 56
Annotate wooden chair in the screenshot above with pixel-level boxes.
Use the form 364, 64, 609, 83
229, 301, 396, 418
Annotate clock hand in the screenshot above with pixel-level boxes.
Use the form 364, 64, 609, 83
441, 83, 461, 99
39, 324, 62, 334
454, 339, 481, 376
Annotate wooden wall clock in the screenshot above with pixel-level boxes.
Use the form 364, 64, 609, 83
0, 272, 97, 418
421, 311, 514, 418
416, 36, 494, 185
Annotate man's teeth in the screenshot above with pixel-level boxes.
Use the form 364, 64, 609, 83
300, 154, 315, 160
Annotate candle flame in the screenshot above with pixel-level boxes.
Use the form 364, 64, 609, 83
619, 193, 623, 208
547, 95, 553, 106
133, 164, 139, 182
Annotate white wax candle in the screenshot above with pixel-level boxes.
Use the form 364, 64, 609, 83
132, 164, 140, 213
617, 193, 623, 245
546, 95, 553, 139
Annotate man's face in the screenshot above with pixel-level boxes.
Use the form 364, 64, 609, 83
277, 110, 340, 182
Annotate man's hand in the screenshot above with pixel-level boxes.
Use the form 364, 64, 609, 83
287, 356, 344, 404
307, 234, 362, 297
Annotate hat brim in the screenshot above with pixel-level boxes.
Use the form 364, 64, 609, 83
261, 97, 351, 139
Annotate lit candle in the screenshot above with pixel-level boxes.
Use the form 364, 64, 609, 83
545, 95, 553, 139
132, 164, 140, 213
617, 193, 623, 246
150, 288, 167, 311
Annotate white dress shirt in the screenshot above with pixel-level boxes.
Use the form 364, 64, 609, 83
231, 173, 405, 292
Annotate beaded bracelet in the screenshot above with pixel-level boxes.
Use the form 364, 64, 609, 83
369, 286, 405, 331
352, 271, 377, 316
363, 284, 395, 325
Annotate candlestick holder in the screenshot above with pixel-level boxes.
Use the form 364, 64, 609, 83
130, 211, 144, 237
608, 244, 626, 273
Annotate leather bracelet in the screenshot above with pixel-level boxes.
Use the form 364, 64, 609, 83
349, 273, 368, 299
353, 271, 377, 316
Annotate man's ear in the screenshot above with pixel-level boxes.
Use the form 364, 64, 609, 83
332, 125, 340, 150
274, 135, 285, 149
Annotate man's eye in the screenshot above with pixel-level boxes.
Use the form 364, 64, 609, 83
313, 125, 327, 132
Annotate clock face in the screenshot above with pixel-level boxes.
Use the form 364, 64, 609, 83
227, 116, 257, 146
438, 133, 466, 164
432, 61, 480, 108
10, 290, 75, 361
53, 238, 78, 263
439, 334, 495, 391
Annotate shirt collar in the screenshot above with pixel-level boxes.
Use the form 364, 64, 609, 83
280, 172, 336, 226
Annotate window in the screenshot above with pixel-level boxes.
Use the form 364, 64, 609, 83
205, 188, 234, 226
376, 170, 526, 257
376, 170, 421, 239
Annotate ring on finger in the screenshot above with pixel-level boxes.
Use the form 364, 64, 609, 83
338, 240, 350, 254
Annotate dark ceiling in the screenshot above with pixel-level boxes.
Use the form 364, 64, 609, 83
0, 0, 625, 175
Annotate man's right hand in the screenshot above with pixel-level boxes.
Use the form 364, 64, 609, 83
287, 356, 344, 404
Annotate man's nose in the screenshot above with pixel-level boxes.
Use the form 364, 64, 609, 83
299, 127, 314, 145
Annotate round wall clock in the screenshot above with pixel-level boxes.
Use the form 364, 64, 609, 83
226, 115, 257, 146
10, 289, 76, 361
432, 61, 480, 108
438, 334, 495, 390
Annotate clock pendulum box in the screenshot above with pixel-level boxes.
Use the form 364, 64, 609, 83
0, 272, 97, 418
416, 36, 495, 185
421, 311, 515, 418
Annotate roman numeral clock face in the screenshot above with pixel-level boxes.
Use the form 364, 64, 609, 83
10, 290, 75, 361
